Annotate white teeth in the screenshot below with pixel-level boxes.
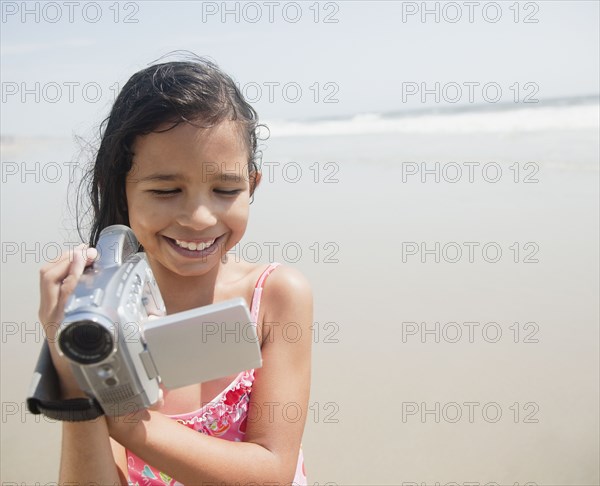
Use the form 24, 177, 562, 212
174, 238, 216, 251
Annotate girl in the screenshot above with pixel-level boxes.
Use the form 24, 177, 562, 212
38, 56, 312, 485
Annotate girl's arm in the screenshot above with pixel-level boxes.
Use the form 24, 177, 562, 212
59, 420, 126, 484
108, 265, 313, 484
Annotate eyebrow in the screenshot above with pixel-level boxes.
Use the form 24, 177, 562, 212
134, 172, 244, 183
135, 174, 180, 183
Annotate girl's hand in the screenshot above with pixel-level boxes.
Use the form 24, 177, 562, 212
38, 243, 98, 398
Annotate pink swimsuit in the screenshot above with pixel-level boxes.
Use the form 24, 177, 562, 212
126, 263, 307, 485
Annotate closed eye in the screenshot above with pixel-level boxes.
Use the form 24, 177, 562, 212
148, 189, 180, 195
214, 189, 242, 195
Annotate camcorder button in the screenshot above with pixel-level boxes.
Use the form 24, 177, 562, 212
122, 262, 134, 279
91, 288, 104, 307
64, 294, 76, 313
97, 364, 114, 379
104, 377, 118, 387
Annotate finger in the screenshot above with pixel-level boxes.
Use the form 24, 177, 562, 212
40, 242, 92, 278
84, 246, 98, 265
39, 245, 87, 320
39, 244, 96, 321
58, 246, 97, 306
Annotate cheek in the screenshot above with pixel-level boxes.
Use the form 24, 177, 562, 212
221, 199, 250, 247
126, 191, 166, 236
230, 198, 250, 228
125, 199, 149, 245
125, 191, 142, 227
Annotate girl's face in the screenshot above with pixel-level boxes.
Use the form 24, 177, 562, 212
125, 120, 257, 278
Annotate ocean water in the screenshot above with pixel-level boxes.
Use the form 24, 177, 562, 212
267, 95, 600, 137
1, 98, 598, 484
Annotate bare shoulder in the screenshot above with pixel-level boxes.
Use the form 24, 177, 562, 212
261, 265, 313, 341
220, 260, 312, 324
264, 265, 313, 307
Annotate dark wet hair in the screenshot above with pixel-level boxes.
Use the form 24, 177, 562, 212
77, 54, 262, 246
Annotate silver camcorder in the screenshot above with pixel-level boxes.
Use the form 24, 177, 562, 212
56, 225, 166, 416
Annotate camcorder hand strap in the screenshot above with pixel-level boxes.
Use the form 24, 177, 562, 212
26, 341, 105, 422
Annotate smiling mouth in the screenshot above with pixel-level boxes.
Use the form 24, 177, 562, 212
172, 238, 217, 251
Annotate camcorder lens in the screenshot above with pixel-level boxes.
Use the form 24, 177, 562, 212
59, 321, 113, 364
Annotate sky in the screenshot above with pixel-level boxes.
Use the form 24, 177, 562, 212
1, 0, 599, 137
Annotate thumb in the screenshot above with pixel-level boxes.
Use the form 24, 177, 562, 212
84, 246, 98, 264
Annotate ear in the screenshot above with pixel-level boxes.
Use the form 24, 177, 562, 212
250, 170, 262, 195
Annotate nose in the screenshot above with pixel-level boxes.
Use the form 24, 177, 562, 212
177, 196, 218, 230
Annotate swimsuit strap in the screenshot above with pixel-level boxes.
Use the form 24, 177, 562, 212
250, 262, 281, 322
